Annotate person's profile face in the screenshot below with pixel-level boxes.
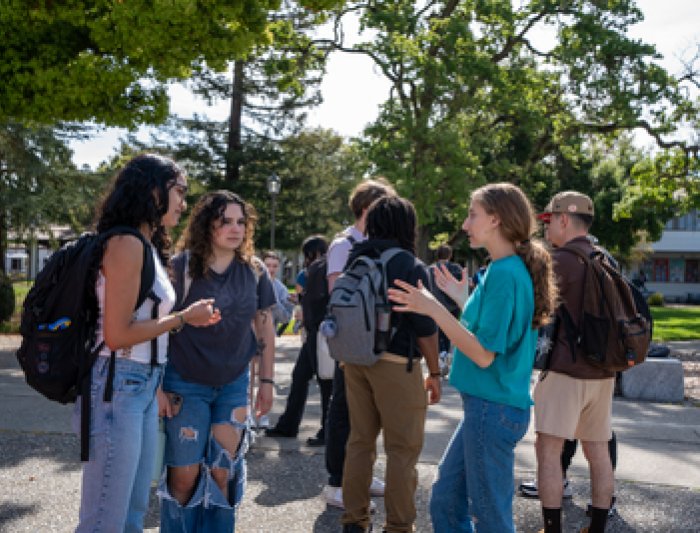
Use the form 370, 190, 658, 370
161, 177, 188, 228
264, 257, 280, 278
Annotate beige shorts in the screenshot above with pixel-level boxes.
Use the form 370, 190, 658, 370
534, 371, 614, 442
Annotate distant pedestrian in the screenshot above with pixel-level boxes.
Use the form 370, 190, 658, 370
428, 244, 464, 373
74, 154, 220, 533
263, 251, 294, 336
266, 235, 333, 446
389, 182, 557, 532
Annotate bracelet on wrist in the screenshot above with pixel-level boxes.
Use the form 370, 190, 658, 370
429, 371, 442, 378
170, 312, 185, 334
260, 377, 275, 385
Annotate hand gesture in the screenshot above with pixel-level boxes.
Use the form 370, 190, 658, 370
434, 264, 468, 309
183, 298, 221, 327
387, 279, 441, 317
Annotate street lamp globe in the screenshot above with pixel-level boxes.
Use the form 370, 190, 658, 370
267, 173, 281, 250
267, 173, 281, 196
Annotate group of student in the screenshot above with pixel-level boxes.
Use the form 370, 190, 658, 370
74, 151, 612, 533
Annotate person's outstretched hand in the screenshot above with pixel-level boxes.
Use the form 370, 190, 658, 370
434, 264, 469, 309
388, 279, 441, 317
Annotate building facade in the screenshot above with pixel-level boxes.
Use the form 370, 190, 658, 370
639, 209, 700, 303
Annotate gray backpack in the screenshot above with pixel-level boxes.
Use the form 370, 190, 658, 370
324, 247, 405, 366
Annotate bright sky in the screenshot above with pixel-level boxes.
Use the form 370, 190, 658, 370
70, 0, 699, 168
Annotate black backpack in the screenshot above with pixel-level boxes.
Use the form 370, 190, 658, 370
15, 226, 156, 460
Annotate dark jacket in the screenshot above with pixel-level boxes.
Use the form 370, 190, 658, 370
548, 236, 615, 379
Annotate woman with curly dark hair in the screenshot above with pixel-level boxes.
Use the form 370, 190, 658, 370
158, 190, 277, 532
75, 153, 220, 533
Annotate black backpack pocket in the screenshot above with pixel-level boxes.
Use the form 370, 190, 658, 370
580, 312, 609, 365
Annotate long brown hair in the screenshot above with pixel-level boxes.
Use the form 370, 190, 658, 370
177, 190, 257, 279
471, 183, 558, 328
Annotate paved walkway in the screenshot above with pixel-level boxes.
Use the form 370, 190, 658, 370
0, 335, 698, 532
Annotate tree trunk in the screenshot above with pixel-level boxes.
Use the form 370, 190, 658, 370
416, 225, 431, 263
0, 210, 6, 276
226, 60, 244, 184
0, 162, 6, 276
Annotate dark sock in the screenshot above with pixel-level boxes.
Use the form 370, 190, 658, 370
542, 507, 561, 533
588, 506, 609, 533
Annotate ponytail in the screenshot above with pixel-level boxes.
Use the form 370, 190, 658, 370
515, 239, 558, 329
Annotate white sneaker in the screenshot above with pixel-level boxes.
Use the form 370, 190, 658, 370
518, 478, 572, 499
369, 477, 385, 497
322, 485, 377, 512
256, 415, 270, 429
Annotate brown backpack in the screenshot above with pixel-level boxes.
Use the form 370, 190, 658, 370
559, 247, 651, 372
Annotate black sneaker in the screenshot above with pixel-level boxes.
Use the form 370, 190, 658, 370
264, 427, 296, 438
342, 524, 372, 533
306, 435, 325, 446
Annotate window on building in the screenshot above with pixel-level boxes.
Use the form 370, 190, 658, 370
10, 258, 22, 272
670, 259, 685, 282
686, 260, 699, 283
653, 258, 669, 282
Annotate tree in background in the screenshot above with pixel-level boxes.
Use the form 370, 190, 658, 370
107, 127, 364, 251
318, 0, 699, 257
0, 0, 343, 127
0, 121, 105, 275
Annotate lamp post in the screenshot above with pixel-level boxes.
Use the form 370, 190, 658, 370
267, 173, 281, 250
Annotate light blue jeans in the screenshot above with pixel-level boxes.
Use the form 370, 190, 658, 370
430, 393, 530, 533
158, 365, 251, 533
73, 356, 163, 533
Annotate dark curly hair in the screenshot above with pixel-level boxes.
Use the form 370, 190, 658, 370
95, 153, 184, 264
177, 190, 258, 279
365, 196, 417, 254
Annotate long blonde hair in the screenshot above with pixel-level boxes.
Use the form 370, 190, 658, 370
471, 183, 558, 328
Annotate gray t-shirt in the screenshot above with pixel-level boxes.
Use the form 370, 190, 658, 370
168, 252, 276, 386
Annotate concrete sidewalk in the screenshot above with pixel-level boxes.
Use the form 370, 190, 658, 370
0, 335, 698, 532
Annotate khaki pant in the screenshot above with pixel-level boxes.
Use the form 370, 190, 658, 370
342, 356, 428, 532
534, 370, 614, 441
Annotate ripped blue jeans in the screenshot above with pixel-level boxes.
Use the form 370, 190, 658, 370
158, 364, 251, 533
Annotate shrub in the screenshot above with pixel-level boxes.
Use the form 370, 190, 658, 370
0, 275, 14, 323
647, 292, 664, 307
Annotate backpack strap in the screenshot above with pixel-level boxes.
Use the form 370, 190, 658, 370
78, 227, 158, 462
377, 247, 414, 372
179, 250, 193, 306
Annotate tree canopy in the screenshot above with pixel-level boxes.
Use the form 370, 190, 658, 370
0, 0, 343, 127
320, 0, 699, 256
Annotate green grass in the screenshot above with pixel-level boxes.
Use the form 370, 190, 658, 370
651, 305, 700, 341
